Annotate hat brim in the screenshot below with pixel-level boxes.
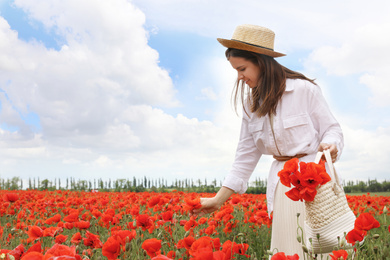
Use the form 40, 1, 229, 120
217, 38, 285, 58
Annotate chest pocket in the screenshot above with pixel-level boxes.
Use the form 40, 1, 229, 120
248, 117, 266, 143
282, 114, 311, 145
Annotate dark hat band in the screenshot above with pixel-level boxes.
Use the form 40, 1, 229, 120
232, 39, 274, 51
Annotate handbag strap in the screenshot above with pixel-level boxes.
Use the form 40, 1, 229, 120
314, 149, 341, 186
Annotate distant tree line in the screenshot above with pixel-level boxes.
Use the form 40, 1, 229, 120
0, 176, 389, 194
343, 179, 390, 193
0, 176, 223, 193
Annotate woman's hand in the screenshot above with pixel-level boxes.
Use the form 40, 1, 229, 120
191, 197, 223, 217
190, 186, 234, 217
318, 143, 338, 162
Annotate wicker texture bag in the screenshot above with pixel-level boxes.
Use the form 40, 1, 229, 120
304, 150, 356, 254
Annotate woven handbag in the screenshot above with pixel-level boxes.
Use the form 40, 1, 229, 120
304, 149, 356, 254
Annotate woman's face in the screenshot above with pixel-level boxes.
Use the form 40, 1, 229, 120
228, 56, 261, 88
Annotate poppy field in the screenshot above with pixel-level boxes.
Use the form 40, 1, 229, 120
0, 189, 389, 260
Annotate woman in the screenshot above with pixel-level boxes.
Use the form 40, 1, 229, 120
192, 24, 343, 258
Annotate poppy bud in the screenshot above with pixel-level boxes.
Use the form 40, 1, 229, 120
340, 238, 346, 247
297, 234, 302, 243
302, 245, 309, 253
316, 233, 321, 240
373, 234, 380, 239
125, 242, 132, 251
266, 250, 273, 255
384, 206, 388, 213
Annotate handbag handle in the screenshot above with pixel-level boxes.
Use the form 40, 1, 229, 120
314, 149, 341, 186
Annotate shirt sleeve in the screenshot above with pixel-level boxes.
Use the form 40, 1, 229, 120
308, 83, 344, 160
222, 115, 262, 194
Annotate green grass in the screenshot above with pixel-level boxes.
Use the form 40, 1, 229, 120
346, 191, 390, 196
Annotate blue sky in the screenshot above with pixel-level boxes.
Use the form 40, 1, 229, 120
0, 0, 389, 186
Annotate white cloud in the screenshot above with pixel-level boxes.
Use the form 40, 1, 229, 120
197, 88, 217, 101
304, 22, 390, 107
337, 125, 390, 181
359, 70, 390, 107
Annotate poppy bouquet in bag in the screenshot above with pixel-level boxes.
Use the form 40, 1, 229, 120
277, 157, 331, 202
277, 150, 356, 254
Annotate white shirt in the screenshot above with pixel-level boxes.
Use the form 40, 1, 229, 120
222, 78, 344, 214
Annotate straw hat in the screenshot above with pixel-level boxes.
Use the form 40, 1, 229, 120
217, 24, 285, 58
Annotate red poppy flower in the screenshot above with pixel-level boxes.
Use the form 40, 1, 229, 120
161, 211, 173, 222
330, 249, 348, 260
191, 246, 214, 260
300, 163, 324, 189
8, 244, 25, 260
183, 198, 202, 212
136, 214, 153, 231
189, 236, 220, 257
299, 187, 317, 202
142, 238, 162, 258
74, 221, 90, 230
271, 252, 299, 260
45, 244, 77, 258
25, 241, 42, 255
230, 196, 242, 206
346, 228, 365, 245
204, 225, 216, 235
3, 193, 19, 202
20, 251, 44, 260
284, 158, 300, 173
285, 187, 301, 201
177, 236, 196, 250
148, 196, 161, 208
184, 218, 198, 231
83, 231, 103, 248
102, 236, 121, 260
151, 255, 173, 260
278, 158, 300, 187
45, 214, 62, 225
354, 212, 380, 231
111, 230, 136, 245
271, 252, 287, 260
55, 234, 68, 244
290, 172, 302, 188
213, 251, 226, 260
46, 257, 78, 260
315, 162, 331, 185
278, 169, 292, 187
63, 222, 74, 229
43, 227, 62, 237
70, 232, 82, 244
221, 240, 249, 258
27, 226, 43, 241
63, 213, 79, 223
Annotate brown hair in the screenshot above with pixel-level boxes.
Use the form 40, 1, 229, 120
226, 48, 316, 117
